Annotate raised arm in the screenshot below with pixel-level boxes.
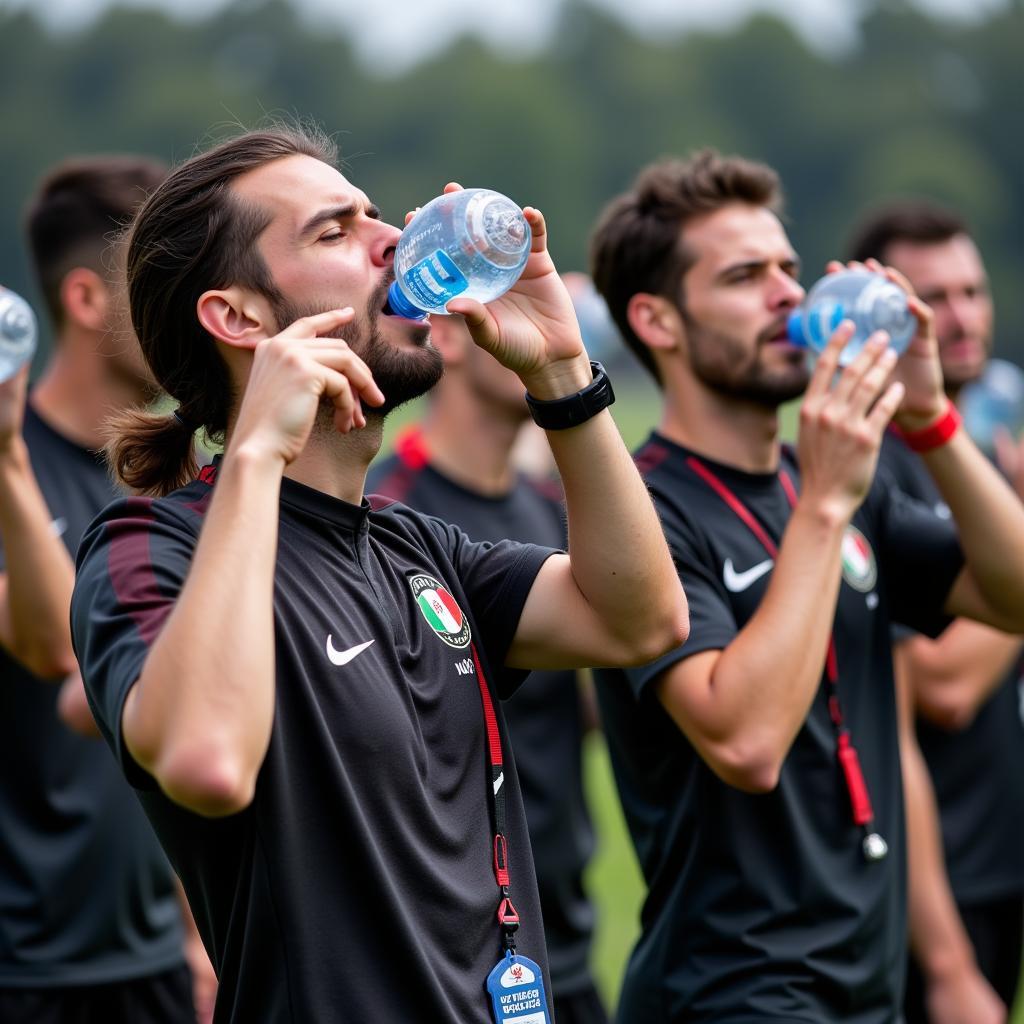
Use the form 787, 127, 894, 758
120, 309, 383, 817
446, 197, 688, 670
0, 364, 77, 679
655, 328, 904, 792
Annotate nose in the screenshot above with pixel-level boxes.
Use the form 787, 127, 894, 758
372, 221, 403, 268
770, 268, 805, 312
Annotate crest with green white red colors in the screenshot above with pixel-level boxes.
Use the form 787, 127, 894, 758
841, 526, 877, 593
408, 572, 471, 648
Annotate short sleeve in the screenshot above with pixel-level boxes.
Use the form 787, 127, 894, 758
871, 469, 964, 638
71, 497, 199, 788
421, 515, 559, 696
624, 518, 737, 701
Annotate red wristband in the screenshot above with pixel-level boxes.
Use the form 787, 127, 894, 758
896, 399, 962, 453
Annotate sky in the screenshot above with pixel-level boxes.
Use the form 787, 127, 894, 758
2, 0, 1010, 71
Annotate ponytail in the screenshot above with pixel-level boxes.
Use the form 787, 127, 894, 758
105, 406, 205, 497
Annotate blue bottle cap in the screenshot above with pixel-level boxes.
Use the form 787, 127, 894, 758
385, 281, 429, 321
787, 310, 806, 347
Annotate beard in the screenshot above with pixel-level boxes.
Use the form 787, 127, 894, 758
684, 310, 811, 407
269, 276, 444, 418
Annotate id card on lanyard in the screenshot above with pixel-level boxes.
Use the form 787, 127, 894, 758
467, 640, 552, 1023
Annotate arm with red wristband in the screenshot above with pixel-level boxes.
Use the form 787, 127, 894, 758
876, 255, 1024, 632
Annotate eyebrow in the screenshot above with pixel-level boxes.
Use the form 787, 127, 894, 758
716, 256, 801, 280
297, 202, 381, 241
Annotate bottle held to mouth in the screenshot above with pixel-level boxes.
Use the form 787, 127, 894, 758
385, 188, 531, 321
0, 289, 38, 383
787, 269, 915, 367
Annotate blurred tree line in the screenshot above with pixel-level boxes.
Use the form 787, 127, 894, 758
1, 0, 1022, 367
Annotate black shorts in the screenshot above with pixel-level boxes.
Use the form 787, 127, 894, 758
0, 964, 195, 1024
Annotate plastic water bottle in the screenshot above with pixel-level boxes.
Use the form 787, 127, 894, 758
0, 289, 37, 383
960, 358, 1024, 457
787, 269, 915, 367
386, 189, 531, 321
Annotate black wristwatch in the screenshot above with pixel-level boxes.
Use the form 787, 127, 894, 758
525, 361, 616, 430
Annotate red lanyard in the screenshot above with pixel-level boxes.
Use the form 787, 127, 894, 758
686, 455, 888, 862
469, 641, 522, 950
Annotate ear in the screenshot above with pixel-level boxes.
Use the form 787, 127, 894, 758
60, 267, 109, 332
626, 292, 683, 355
197, 288, 271, 349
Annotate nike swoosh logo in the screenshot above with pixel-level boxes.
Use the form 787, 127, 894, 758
723, 558, 774, 592
325, 636, 375, 666
493, 772, 504, 796
50, 517, 68, 538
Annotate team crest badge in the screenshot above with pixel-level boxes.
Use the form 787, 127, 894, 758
841, 526, 877, 592
408, 572, 471, 649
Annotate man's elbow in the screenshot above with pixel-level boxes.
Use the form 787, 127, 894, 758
151, 743, 257, 818
617, 600, 690, 667
707, 741, 781, 795
17, 643, 78, 682
915, 689, 978, 732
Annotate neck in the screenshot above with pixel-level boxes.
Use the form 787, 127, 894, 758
420, 389, 524, 496
277, 412, 383, 507
30, 335, 155, 449
656, 371, 783, 473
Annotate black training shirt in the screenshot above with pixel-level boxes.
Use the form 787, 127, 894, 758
595, 433, 963, 1024
71, 462, 558, 1023
368, 447, 597, 995
880, 430, 1024, 908
0, 405, 183, 987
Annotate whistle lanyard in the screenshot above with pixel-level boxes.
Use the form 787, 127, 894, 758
469, 641, 522, 951
686, 455, 888, 862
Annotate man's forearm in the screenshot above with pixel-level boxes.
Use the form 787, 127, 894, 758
124, 447, 284, 816
545, 409, 687, 660
925, 430, 1024, 625
662, 500, 847, 791
0, 438, 76, 678
901, 624, 1023, 729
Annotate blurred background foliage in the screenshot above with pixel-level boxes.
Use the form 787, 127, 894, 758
1, 0, 1022, 375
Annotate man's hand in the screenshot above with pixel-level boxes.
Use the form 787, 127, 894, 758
796, 320, 904, 523
434, 185, 590, 400
926, 963, 1006, 1024
0, 364, 30, 456
227, 309, 384, 467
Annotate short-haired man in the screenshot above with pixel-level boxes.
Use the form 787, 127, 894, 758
588, 150, 1024, 1022
849, 201, 1024, 1023
69, 124, 688, 1023
0, 157, 212, 1023
367, 299, 609, 1024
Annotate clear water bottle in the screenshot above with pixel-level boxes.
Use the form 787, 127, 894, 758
787, 269, 916, 367
960, 358, 1024, 457
386, 188, 531, 321
0, 289, 37, 383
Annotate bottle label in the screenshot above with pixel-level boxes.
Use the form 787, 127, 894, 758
806, 300, 845, 348
403, 249, 469, 310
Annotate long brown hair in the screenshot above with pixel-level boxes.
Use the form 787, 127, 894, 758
108, 122, 337, 496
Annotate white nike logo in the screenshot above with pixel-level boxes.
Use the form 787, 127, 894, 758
493, 772, 504, 795
50, 516, 68, 538
723, 558, 774, 592
325, 636, 375, 666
